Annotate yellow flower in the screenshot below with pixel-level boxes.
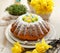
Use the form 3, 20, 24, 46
25, 51, 32, 53
35, 39, 52, 53
32, 49, 38, 53
11, 42, 24, 53
30, 0, 54, 14
25, 39, 52, 53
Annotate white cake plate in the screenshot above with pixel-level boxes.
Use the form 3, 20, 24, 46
5, 23, 56, 48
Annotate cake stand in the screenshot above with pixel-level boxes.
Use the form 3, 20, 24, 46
5, 23, 56, 48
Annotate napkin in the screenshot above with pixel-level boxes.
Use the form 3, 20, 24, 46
0, 44, 11, 53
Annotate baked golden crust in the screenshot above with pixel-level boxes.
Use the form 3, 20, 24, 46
11, 22, 50, 41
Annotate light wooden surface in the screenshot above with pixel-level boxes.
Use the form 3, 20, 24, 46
0, 0, 60, 51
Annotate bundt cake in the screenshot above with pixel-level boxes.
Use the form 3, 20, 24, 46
11, 13, 50, 41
